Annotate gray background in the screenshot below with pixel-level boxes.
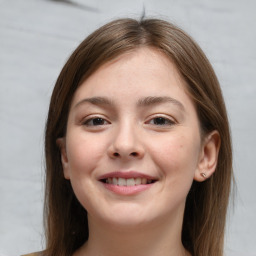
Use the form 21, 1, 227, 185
0, 0, 255, 255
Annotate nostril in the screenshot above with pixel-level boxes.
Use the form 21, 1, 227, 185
111, 151, 141, 158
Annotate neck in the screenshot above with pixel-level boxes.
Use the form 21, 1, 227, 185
74, 208, 190, 256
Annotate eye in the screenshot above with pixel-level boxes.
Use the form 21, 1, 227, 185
147, 117, 175, 126
83, 117, 109, 126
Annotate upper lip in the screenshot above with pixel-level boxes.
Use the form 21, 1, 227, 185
98, 171, 158, 181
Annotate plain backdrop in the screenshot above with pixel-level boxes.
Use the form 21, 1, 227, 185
0, 0, 256, 255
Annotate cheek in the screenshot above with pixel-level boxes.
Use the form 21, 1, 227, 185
65, 132, 107, 210
149, 133, 200, 178
145, 133, 201, 214
66, 132, 107, 178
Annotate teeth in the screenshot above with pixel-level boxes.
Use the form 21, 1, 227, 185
135, 178, 141, 185
127, 178, 135, 186
118, 178, 126, 186
142, 178, 147, 184
104, 177, 154, 186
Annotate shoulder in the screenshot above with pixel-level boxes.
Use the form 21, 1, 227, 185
21, 252, 44, 256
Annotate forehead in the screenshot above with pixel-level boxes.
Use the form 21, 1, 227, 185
72, 47, 189, 102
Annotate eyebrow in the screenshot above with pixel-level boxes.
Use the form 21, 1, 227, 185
74, 97, 113, 108
75, 96, 185, 111
137, 96, 185, 111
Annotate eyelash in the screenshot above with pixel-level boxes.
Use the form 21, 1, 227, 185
82, 117, 110, 127
146, 116, 176, 126
82, 115, 175, 128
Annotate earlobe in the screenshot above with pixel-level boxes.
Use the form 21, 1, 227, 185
56, 138, 70, 180
194, 130, 221, 182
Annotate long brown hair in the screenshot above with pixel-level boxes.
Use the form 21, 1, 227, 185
44, 18, 233, 256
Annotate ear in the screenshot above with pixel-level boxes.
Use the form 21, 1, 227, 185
56, 138, 70, 180
194, 130, 221, 182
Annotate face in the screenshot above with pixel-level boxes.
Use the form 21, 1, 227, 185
60, 48, 205, 229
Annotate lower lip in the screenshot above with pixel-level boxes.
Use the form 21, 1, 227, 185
102, 183, 154, 195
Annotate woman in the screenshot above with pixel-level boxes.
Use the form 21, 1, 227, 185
24, 17, 233, 256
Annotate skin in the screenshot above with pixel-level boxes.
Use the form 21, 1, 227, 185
58, 47, 220, 256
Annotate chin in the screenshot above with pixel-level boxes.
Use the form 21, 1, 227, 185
104, 214, 152, 229
88, 203, 155, 228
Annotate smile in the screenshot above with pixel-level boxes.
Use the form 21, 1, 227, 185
98, 171, 158, 195
102, 177, 156, 186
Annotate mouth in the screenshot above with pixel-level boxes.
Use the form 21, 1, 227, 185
98, 171, 158, 194
100, 177, 157, 186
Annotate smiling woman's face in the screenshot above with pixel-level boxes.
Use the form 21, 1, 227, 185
59, 47, 206, 229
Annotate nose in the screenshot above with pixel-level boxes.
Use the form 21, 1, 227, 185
107, 123, 145, 160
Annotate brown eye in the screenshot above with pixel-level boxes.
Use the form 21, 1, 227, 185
84, 117, 108, 126
149, 117, 175, 126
